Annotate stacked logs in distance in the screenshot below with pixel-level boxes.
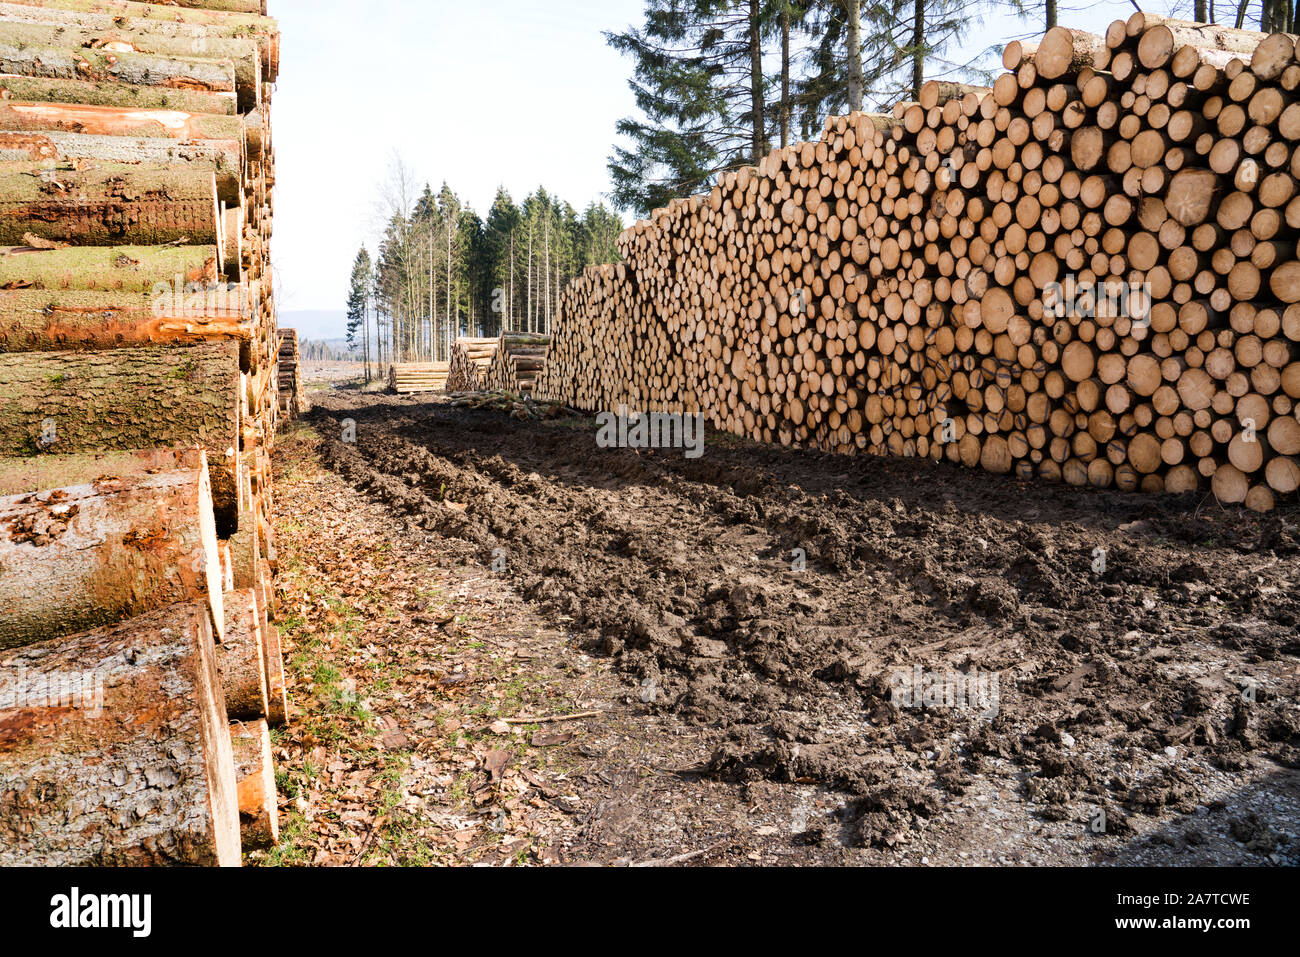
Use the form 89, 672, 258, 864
390, 361, 450, 394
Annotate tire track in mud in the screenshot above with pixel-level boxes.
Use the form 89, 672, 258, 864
310, 391, 1300, 854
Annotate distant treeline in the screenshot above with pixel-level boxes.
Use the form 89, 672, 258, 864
347, 169, 624, 373
299, 339, 352, 361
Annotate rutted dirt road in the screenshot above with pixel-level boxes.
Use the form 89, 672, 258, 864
273, 384, 1300, 865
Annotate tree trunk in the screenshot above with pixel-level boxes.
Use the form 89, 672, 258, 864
0, 21, 262, 110
260, 621, 287, 728
0, 163, 219, 246
0, 460, 224, 649
0, 0, 279, 80
0, 285, 253, 354
152, 0, 264, 15
781, 7, 791, 148
0, 131, 240, 204
0, 602, 241, 866
0, 38, 236, 98
749, 0, 765, 164
0, 342, 242, 520
226, 465, 260, 587
846, 0, 864, 112
912, 0, 925, 101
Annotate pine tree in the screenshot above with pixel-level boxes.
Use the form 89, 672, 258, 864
346, 246, 373, 382
436, 183, 464, 359
483, 187, 521, 334
606, 0, 772, 216
798, 0, 973, 113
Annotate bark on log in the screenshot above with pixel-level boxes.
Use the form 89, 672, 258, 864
0, 342, 241, 523
0, 21, 262, 109
0, 163, 219, 247
0, 38, 236, 97
0, 601, 240, 866
0, 0, 279, 81
0, 460, 223, 649
0, 131, 240, 202
261, 622, 286, 728
0, 284, 254, 353
0, 73, 235, 115
0, 446, 203, 494
0, 96, 242, 141
0, 243, 217, 292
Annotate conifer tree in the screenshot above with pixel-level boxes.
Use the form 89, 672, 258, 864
346, 246, 373, 382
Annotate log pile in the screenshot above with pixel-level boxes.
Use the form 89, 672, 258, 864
389, 361, 449, 394
0, 0, 283, 865
447, 336, 500, 391
485, 333, 550, 395
535, 16, 1300, 513
277, 326, 305, 416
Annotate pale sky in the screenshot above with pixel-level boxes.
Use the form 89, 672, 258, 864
269, 0, 1166, 326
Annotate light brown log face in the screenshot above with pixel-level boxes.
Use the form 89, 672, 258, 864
230, 717, 277, 850
217, 588, 267, 721
0, 601, 240, 866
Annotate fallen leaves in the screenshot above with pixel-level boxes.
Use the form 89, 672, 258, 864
259, 424, 603, 867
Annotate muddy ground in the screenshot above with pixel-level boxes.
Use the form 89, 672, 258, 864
273, 382, 1300, 865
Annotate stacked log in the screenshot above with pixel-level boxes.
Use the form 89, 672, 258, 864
277, 326, 305, 416
0, 602, 241, 866
486, 333, 550, 394
0, 0, 283, 864
447, 336, 500, 391
537, 17, 1300, 512
389, 361, 449, 394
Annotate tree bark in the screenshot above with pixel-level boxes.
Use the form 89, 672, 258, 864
0, 163, 219, 247
0, 73, 235, 115
0, 21, 261, 109
846, 0, 864, 112
749, 0, 765, 164
0, 0, 279, 80
0, 285, 253, 354
0, 38, 236, 97
0, 601, 240, 866
780, 6, 791, 147
0, 243, 217, 291
0, 342, 241, 520
0, 460, 223, 649
260, 621, 286, 728
912, 0, 924, 101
